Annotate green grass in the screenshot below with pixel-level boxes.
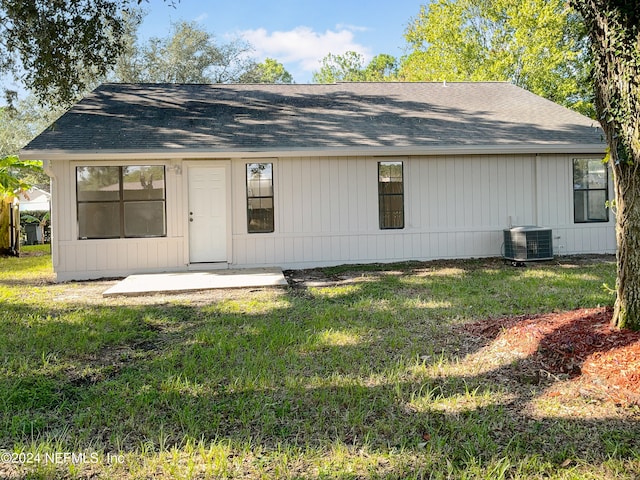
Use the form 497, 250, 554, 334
1, 250, 638, 479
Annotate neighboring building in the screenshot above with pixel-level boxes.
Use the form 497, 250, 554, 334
17, 186, 51, 212
20, 82, 613, 281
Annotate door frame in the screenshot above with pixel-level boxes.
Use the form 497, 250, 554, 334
182, 160, 232, 266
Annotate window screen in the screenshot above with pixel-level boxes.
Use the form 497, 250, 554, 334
76, 166, 166, 239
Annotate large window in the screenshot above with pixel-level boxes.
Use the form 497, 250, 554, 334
76, 166, 166, 239
246, 163, 274, 233
378, 161, 404, 229
573, 158, 609, 223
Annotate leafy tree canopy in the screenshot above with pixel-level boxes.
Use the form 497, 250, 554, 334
111, 20, 293, 84
312, 52, 398, 83
0, 97, 60, 188
1, 2, 293, 104
0, 0, 147, 106
239, 58, 294, 84
0, 98, 62, 158
401, 0, 593, 116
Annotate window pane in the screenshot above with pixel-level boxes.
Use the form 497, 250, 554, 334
379, 162, 403, 183
379, 194, 404, 228
78, 202, 120, 238
574, 191, 608, 222
77, 167, 120, 201
247, 163, 273, 197
379, 181, 404, 194
574, 158, 606, 189
123, 166, 166, 200
587, 160, 606, 188
574, 191, 587, 223
248, 197, 274, 233
573, 159, 589, 189
124, 201, 166, 237
587, 190, 608, 221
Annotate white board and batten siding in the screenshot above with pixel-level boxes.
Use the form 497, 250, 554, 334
232, 153, 616, 270
50, 159, 185, 281
536, 154, 615, 255
49, 153, 616, 281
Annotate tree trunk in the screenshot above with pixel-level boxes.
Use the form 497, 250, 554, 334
611, 161, 640, 329
570, 0, 640, 330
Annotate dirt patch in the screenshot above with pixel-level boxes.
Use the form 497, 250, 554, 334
284, 255, 617, 287
462, 307, 640, 406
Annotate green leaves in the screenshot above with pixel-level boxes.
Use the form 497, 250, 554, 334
1, 0, 131, 106
112, 20, 294, 84
0, 99, 63, 159
400, 0, 593, 115
312, 52, 398, 83
239, 58, 294, 84
0, 155, 43, 196
313, 52, 369, 83
2, 1, 291, 104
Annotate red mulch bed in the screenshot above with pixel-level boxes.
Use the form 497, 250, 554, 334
463, 307, 640, 405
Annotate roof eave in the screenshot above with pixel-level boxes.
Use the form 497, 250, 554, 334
20, 143, 607, 162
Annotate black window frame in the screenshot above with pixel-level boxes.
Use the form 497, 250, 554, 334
246, 162, 275, 234
378, 161, 405, 229
572, 158, 609, 223
76, 165, 167, 239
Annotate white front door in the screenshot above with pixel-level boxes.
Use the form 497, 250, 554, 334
188, 166, 227, 263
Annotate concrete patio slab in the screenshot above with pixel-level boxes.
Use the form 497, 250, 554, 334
103, 268, 288, 297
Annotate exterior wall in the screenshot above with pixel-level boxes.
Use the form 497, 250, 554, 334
232, 154, 615, 270
50, 159, 186, 281
536, 154, 615, 255
50, 153, 616, 280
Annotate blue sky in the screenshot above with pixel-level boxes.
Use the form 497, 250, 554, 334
0, 0, 425, 100
139, 0, 426, 83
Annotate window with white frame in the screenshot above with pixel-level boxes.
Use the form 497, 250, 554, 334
76, 166, 166, 239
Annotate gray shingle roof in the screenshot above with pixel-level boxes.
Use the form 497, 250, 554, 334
23, 82, 605, 155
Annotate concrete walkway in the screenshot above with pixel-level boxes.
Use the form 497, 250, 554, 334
102, 267, 288, 297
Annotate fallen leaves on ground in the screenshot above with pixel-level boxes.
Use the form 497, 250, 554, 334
463, 307, 640, 406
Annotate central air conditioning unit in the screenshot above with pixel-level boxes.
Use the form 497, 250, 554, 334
503, 226, 553, 262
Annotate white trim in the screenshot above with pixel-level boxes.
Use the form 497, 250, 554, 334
534, 155, 542, 226
21, 144, 607, 162
182, 160, 232, 267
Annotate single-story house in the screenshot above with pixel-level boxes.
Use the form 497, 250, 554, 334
17, 186, 51, 212
21, 82, 614, 281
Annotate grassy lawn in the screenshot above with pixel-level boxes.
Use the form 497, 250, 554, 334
1, 247, 638, 479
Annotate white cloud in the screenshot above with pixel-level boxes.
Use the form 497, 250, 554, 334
193, 13, 209, 23
238, 26, 371, 76
335, 23, 369, 33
